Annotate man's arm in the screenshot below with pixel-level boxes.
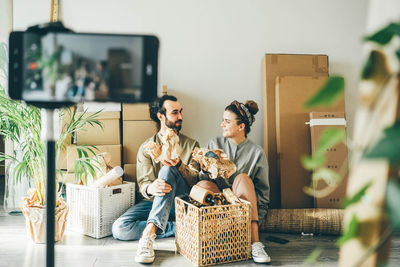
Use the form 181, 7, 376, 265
177, 141, 200, 187
136, 143, 157, 200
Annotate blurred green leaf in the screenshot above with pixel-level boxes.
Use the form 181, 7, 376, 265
364, 121, 400, 163
364, 22, 400, 45
303, 76, 344, 109
304, 247, 322, 266
312, 168, 341, 185
337, 214, 359, 247
361, 50, 390, 80
396, 49, 400, 63
385, 179, 400, 229
302, 154, 326, 170
315, 128, 346, 155
341, 182, 372, 208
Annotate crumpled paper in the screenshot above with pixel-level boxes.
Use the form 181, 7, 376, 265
192, 148, 236, 179
21, 190, 69, 243
80, 152, 122, 187
144, 128, 181, 163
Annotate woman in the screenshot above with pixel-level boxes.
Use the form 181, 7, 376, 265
197, 100, 271, 263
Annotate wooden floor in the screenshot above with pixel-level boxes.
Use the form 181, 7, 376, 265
1, 177, 399, 267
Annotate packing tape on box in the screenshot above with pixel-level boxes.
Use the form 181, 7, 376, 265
307, 118, 347, 127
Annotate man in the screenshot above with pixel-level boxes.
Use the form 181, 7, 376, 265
112, 95, 199, 264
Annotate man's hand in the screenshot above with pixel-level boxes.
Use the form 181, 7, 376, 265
147, 178, 172, 196
161, 156, 181, 167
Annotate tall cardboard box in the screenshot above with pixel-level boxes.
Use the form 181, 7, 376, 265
123, 121, 157, 164
275, 76, 345, 208
66, 144, 122, 172
76, 112, 121, 145
309, 112, 348, 208
123, 104, 151, 121
262, 54, 329, 208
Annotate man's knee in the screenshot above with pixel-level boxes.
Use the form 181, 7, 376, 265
112, 218, 125, 240
158, 166, 179, 184
196, 180, 221, 193
112, 218, 141, 241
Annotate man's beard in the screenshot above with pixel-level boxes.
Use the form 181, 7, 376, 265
165, 118, 182, 132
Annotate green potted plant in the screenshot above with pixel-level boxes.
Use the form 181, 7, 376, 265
0, 41, 103, 243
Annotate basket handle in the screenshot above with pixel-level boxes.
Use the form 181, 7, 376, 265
112, 188, 122, 195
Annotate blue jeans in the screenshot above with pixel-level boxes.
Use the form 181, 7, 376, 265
112, 166, 190, 241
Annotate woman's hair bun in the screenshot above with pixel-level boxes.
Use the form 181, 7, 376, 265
245, 100, 259, 115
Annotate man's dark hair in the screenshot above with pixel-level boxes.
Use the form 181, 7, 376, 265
149, 95, 178, 129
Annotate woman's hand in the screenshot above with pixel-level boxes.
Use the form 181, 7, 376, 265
147, 178, 172, 196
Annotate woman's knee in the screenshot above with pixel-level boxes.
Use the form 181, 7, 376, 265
196, 180, 221, 193
232, 174, 255, 193
233, 173, 253, 185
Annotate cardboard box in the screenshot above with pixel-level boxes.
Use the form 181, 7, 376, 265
83, 102, 121, 112
309, 112, 348, 208
123, 163, 143, 202
76, 112, 121, 145
59, 172, 77, 184
123, 121, 157, 164
275, 76, 345, 208
262, 54, 329, 208
66, 144, 122, 172
122, 104, 151, 121
123, 163, 137, 184
57, 106, 76, 170
58, 148, 68, 171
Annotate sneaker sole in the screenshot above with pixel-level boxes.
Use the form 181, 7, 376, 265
135, 255, 155, 263
253, 256, 271, 263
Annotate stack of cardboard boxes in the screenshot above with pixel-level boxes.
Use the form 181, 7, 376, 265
122, 104, 157, 195
261, 54, 348, 209
58, 102, 158, 200
61, 104, 122, 183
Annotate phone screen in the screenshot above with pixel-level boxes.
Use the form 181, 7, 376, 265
9, 32, 159, 103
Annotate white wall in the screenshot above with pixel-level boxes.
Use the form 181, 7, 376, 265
13, 0, 368, 147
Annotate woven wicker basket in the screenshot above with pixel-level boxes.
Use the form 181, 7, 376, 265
261, 208, 344, 235
175, 196, 251, 266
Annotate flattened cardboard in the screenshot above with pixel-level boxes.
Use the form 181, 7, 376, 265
66, 144, 122, 172
122, 104, 151, 121
123, 121, 157, 164
262, 54, 329, 208
76, 112, 121, 145
310, 112, 348, 208
275, 76, 345, 208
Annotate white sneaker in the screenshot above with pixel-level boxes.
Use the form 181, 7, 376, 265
135, 236, 155, 263
252, 242, 271, 263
